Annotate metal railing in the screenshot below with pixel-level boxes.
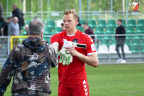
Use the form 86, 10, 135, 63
35, 11, 64, 21
23, 12, 34, 21
3, 12, 12, 20
78, 11, 115, 20
91, 34, 144, 64
0, 36, 10, 65
2, 11, 144, 22
116, 11, 144, 20
0, 34, 143, 65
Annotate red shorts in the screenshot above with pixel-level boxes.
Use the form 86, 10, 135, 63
58, 80, 89, 96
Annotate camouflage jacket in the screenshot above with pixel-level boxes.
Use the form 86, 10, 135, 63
0, 37, 57, 96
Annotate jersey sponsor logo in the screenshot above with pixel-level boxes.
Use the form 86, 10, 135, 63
91, 44, 96, 51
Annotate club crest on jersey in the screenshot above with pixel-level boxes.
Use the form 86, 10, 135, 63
73, 39, 78, 43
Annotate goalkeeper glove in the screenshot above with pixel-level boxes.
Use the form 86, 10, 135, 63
58, 39, 73, 66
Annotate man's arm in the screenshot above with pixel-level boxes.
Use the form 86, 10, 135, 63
1, 28, 4, 36
122, 27, 126, 34
8, 24, 12, 35
66, 47, 99, 67
0, 48, 16, 95
1, 22, 5, 36
51, 42, 59, 52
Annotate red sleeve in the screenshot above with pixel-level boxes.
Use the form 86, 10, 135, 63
85, 35, 96, 55
50, 33, 59, 44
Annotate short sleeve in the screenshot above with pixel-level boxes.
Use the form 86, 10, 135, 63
85, 35, 96, 56
50, 33, 59, 44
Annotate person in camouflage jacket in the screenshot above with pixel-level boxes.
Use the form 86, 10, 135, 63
0, 19, 57, 96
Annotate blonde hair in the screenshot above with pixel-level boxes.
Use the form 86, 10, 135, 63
63, 10, 78, 20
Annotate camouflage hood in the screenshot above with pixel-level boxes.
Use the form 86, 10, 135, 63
22, 37, 47, 52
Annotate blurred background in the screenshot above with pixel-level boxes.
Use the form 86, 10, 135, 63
0, 0, 144, 64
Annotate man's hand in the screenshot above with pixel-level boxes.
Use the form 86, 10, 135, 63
65, 47, 79, 56
66, 47, 99, 67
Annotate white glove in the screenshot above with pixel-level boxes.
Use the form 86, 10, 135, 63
58, 39, 73, 66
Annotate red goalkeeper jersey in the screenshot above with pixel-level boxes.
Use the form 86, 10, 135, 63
51, 30, 96, 84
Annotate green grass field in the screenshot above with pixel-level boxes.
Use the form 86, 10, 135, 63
3, 64, 144, 96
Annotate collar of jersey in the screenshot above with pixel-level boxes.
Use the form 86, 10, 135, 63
67, 30, 77, 36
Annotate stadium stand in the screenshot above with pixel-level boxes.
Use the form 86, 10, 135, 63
44, 26, 53, 35
101, 39, 110, 46
97, 19, 106, 27
133, 35, 143, 39
76, 26, 84, 32
126, 26, 135, 34
133, 39, 142, 46
130, 46, 141, 53
95, 26, 104, 34
26, 20, 31, 24
107, 19, 117, 27
128, 19, 136, 27
46, 20, 55, 28
135, 26, 144, 34
122, 19, 126, 27
137, 19, 144, 26
88, 20, 96, 28
54, 27, 62, 34
1, 12, 144, 64
80, 20, 86, 24
125, 39, 133, 46
105, 26, 115, 34
109, 45, 117, 53
20, 29, 27, 36
98, 45, 109, 54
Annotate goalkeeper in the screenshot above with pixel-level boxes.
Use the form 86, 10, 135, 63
51, 10, 99, 96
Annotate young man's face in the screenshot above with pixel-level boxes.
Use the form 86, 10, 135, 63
12, 6, 16, 10
117, 20, 121, 26
63, 14, 77, 32
83, 24, 88, 30
7, 18, 12, 23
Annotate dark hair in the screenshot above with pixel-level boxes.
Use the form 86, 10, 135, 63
33, 16, 38, 20
0, 17, 4, 22
61, 23, 64, 26
118, 19, 122, 22
83, 23, 88, 26
13, 4, 17, 7
7, 17, 12, 20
